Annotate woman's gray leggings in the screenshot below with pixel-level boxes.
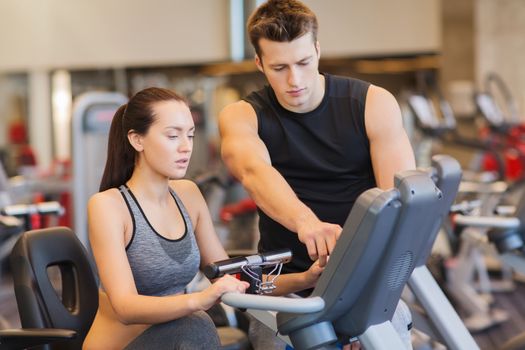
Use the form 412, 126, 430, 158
124, 311, 221, 350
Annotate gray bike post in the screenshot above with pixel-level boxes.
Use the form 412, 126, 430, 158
72, 92, 128, 248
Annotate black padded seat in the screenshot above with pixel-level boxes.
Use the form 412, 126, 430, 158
9, 227, 98, 350
8, 227, 250, 350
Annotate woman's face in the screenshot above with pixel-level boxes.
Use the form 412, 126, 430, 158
136, 100, 195, 179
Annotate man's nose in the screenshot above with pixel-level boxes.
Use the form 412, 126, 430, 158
288, 67, 300, 87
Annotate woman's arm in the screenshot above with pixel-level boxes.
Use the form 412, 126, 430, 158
171, 180, 327, 295
88, 190, 247, 325
264, 259, 324, 296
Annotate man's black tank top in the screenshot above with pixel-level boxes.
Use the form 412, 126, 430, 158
244, 74, 376, 278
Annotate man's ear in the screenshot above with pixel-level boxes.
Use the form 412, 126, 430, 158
127, 130, 143, 152
315, 41, 321, 59
255, 54, 264, 73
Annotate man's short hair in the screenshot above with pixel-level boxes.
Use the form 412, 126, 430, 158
247, 0, 318, 58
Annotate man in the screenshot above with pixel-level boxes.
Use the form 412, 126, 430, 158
219, 0, 415, 348
220, 0, 415, 280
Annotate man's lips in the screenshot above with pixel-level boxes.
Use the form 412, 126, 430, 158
287, 88, 305, 96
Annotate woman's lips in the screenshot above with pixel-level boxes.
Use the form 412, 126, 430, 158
175, 159, 189, 167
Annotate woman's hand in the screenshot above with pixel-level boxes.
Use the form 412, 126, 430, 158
343, 341, 361, 350
197, 274, 250, 310
303, 259, 325, 289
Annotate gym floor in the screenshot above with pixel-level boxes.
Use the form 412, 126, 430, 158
468, 282, 525, 350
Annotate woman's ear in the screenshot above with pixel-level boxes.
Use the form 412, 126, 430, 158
127, 130, 144, 152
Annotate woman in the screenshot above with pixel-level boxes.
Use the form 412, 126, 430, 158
83, 87, 249, 349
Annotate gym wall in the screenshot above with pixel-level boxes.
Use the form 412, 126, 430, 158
0, 0, 440, 72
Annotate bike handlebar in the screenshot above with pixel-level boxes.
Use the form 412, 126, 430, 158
203, 249, 292, 279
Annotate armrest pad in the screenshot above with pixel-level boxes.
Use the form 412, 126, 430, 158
458, 181, 508, 194
450, 200, 481, 213
0, 328, 76, 347
454, 214, 520, 229
222, 293, 325, 313
461, 170, 498, 183
494, 205, 516, 216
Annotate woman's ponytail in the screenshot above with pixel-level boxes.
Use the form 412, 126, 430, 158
99, 104, 135, 191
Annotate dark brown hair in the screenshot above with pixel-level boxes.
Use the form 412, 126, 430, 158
247, 0, 318, 58
99, 87, 186, 191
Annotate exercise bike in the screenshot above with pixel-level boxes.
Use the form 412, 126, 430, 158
205, 156, 478, 350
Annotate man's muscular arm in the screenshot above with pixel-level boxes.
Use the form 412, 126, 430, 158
365, 86, 416, 189
219, 101, 341, 266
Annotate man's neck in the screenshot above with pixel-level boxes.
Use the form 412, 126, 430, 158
277, 73, 326, 114
308, 73, 326, 111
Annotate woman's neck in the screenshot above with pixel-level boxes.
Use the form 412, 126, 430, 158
126, 170, 171, 206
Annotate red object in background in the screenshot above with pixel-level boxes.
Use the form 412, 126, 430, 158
482, 153, 499, 173
479, 123, 525, 182
17, 145, 37, 166
30, 192, 45, 229
505, 149, 524, 180
58, 192, 71, 228
7, 120, 37, 169
482, 150, 524, 181
220, 198, 257, 223
8, 120, 27, 144
30, 213, 41, 229
52, 159, 72, 180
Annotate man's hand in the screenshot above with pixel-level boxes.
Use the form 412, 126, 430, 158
297, 218, 342, 267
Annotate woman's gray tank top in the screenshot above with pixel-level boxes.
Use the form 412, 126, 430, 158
119, 185, 200, 296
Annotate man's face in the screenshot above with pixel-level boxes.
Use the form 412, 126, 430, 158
256, 32, 322, 113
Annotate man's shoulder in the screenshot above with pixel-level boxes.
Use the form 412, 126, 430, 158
326, 73, 370, 86
326, 74, 371, 99
243, 85, 272, 110
219, 100, 258, 133
221, 100, 257, 119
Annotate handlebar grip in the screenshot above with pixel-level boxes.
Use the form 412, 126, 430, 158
35, 201, 64, 215
203, 256, 247, 279
203, 249, 292, 279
